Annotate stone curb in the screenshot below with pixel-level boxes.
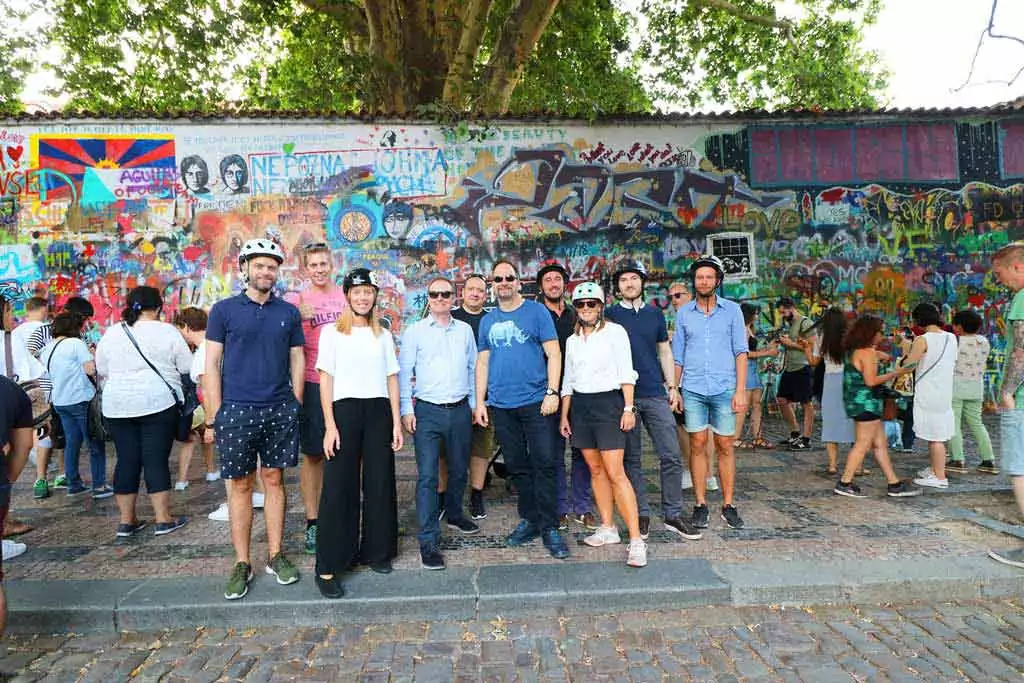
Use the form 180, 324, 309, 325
5, 555, 1021, 635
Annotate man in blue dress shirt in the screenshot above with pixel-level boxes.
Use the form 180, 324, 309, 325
672, 254, 748, 530
400, 275, 479, 571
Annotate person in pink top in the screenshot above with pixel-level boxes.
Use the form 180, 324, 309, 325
289, 243, 347, 555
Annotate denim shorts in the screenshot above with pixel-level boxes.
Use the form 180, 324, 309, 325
683, 390, 736, 436
1000, 409, 1024, 476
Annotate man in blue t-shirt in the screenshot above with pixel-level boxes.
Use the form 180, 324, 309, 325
474, 260, 570, 560
605, 260, 702, 543
205, 238, 305, 601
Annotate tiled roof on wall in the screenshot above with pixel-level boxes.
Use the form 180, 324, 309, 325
4, 105, 1023, 123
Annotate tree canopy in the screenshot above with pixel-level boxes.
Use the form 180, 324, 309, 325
4, 0, 888, 116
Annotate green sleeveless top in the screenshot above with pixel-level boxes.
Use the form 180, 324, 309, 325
843, 352, 882, 416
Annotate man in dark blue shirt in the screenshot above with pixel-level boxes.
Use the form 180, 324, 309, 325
205, 238, 305, 600
605, 260, 702, 543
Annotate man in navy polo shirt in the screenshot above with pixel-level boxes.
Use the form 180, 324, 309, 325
205, 238, 305, 601
605, 260, 702, 543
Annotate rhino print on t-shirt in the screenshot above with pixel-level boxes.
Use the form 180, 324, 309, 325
487, 320, 531, 347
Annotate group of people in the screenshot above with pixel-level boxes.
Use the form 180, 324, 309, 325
2, 237, 1023, 616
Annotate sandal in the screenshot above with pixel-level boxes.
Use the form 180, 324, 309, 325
735, 440, 753, 450
752, 438, 771, 449
3, 518, 33, 538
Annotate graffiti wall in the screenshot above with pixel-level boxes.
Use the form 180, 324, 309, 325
1, 114, 1022, 396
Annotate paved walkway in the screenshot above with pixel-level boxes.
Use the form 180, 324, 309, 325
3, 416, 1022, 633
1, 600, 1021, 681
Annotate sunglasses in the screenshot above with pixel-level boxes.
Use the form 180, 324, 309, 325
573, 300, 601, 309
303, 242, 328, 250
492, 275, 517, 283
428, 291, 454, 299
670, 292, 687, 299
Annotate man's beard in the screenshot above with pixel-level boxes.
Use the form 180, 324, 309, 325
544, 292, 563, 304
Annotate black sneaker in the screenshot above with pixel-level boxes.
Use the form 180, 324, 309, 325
153, 518, 187, 536
664, 517, 703, 540
778, 432, 800, 447
721, 505, 745, 529
420, 546, 446, 570
469, 490, 487, 519
315, 574, 345, 599
446, 517, 480, 535
116, 520, 147, 538
945, 459, 968, 474
789, 437, 811, 451
886, 480, 922, 498
692, 504, 710, 529
833, 481, 867, 498
638, 515, 651, 540
977, 461, 1000, 475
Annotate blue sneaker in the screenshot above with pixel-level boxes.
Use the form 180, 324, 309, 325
542, 528, 570, 560
67, 483, 88, 497
506, 520, 539, 547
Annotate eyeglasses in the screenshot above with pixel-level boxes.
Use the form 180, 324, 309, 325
670, 292, 687, 299
573, 300, 601, 309
492, 275, 517, 283
428, 291, 454, 299
303, 242, 328, 250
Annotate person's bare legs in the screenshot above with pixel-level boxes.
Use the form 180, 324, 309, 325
868, 424, 903, 484
713, 433, 737, 507
202, 442, 216, 476
748, 389, 764, 442
299, 454, 324, 521
734, 401, 748, 444
581, 449, 613, 526
840, 422, 876, 483
116, 493, 139, 525
150, 490, 172, 524
469, 456, 488, 490
677, 425, 691, 461
778, 397, 799, 434
601, 448, 640, 540
801, 401, 816, 439
706, 433, 717, 478
176, 440, 195, 485
928, 441, 947, 480
34, 442, 54, 483
260, 467, 287, 559
227, 475, 256, 564
825, 442, 839, 472
690, 429, 710, 506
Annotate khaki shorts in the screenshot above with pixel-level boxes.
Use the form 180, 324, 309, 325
471, 423, 494, 460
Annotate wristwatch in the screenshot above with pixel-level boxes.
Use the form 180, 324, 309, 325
623, 405, 637, 414
545, 388, 558, 397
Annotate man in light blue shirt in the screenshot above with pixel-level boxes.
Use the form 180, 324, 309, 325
400, 275, 479, 570
672, 255, 748, 530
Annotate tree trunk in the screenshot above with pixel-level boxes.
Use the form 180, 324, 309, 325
479, 0, 561, 114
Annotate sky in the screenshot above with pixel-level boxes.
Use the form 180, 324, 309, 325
17, 0, 1024, 112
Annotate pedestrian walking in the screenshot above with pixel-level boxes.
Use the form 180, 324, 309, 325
96, 286, 192, 538
947, 309, 996, 474
906, 303, 958, 490
672, 254, 747, 530
734, 303, 777, 450
806, 307, 854, 473
38, 312, 109, 499
606, 260, 698, 540
834, 314, 920, 499
559, 282, 647, 566
314, 268, 403, 598
474, 260, 569, 559
205, 238, 305, 600
400, 275, 478, 571
774, 296, 817, 450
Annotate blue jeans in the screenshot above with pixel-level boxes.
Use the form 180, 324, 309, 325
54, 401, 107, 490
413, 400, 472, 548
554, 437, 592, 516
491, 403, 559, 531
624, 396, 684, 519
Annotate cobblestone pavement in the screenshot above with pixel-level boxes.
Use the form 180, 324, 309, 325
0, 600, 1020, 681
3, 415, 1019, 582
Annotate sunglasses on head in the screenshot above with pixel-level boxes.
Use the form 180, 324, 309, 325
574, 300, 601, 309
428, 290, 453, 299
492, 275, 517, 283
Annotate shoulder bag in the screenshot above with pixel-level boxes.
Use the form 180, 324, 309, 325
892, 334, 951, 397
121, 323, 195, 442
42, 338, 67, 449
3, 333, 51, 429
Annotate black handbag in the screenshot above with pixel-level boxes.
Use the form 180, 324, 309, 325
87, 377, 113, 442
43, 338, 68, 449
120, 323, 190, 441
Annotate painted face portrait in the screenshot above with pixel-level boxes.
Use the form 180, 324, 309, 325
382, 201, 413, 239
219, 154, 249, 194
180, 155, 210, 194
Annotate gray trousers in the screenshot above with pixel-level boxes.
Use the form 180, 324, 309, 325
624, 396, 684, 519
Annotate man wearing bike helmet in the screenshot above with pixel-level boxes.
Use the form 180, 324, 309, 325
672, 254, 748, 530
205, 237, 305, 600
605, 259, 701, 542
536, 261, 594, 531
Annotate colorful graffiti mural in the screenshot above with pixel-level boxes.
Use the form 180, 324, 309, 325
1, 115, 1022, 397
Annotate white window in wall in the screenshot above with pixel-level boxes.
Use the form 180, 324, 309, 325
707, 232, 756, 281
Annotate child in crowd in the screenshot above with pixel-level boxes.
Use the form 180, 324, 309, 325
948, 309, 997, 474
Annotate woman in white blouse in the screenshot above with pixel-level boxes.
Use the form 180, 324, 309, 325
558, 282, 645, 567
313, 268, 403, 599
95, 286, 193, 538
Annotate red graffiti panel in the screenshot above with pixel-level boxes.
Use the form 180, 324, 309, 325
749, 128, 778, 185
905, 123, 958, 181
1000, 120, 1024, 178
856, 125, 904, 181
814, 129, 855, 183
777, 128, 813, 183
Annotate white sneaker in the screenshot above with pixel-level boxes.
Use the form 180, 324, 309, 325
626, 539, 647, 567
681, 471, 693, 490
174, 481, 188, 491
205, 471, 221, 482
913, 472, 949, 489
583, 525, 621, 547
207, 503, 230, 521
2, 539, 27, 561
706, 476, 719, 491
917, 467, 934, 479
251, 492, 265, 509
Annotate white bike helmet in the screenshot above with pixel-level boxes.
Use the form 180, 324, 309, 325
572, 281, 605, 304
689, 253, 725, 283
238, 238, 284, 270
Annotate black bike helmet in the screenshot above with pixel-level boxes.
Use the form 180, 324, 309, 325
343, 267, 379, 295
612, 259, 648, 285
536, 261, 569, 285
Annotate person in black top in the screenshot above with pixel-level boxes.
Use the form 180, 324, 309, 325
451, 274, 492, 519
536, 262, 594, 530
0, 376, 33, 635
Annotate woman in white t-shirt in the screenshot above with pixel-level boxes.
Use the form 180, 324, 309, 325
95, 287, 192, 538
558, 282, 646, 567
313, 268, 402, 599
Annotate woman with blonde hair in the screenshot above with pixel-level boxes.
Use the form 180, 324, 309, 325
313, 268, 403, 599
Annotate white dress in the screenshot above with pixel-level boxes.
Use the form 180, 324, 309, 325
912, 330, 957, 442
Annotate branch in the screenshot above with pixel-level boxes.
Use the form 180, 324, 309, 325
954, 0, 1024, 92
441, 0, 494, 107
297, 0, 369, 36
690, 0, 792, 31
480, 0, 560, 114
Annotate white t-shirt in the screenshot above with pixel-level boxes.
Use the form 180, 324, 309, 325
814, 338, 844, 375
315, 325, 399, 400
95, 321, 193, 418
2, 329, 45, 383
190, 340, 207, 383
562, 322, 637, 396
